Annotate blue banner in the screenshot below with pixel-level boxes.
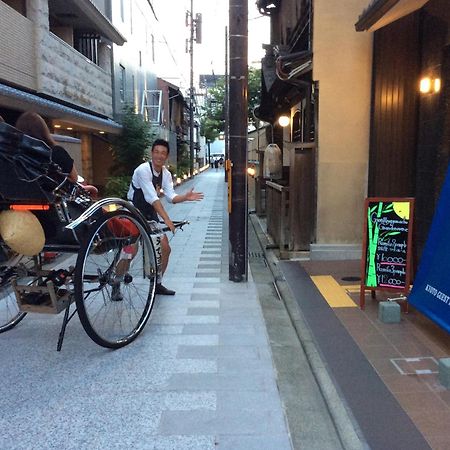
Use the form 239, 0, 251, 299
409, 166, 450, 334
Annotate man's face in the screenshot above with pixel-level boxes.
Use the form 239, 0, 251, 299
151, 145, 169, 168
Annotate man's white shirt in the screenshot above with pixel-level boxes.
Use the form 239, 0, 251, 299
127, 162, 177, 206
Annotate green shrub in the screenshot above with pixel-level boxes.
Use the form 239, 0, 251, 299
111, 105, 157, 176
104, 175, 132, 199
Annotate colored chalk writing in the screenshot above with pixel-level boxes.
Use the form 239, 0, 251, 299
360, 198, 414, 308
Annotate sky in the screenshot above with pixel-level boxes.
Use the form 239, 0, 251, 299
151, 0, 270, 90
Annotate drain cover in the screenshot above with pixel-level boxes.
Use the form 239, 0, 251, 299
341, 276, 361, 282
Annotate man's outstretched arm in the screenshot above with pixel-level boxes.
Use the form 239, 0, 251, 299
172, 188, 204, 204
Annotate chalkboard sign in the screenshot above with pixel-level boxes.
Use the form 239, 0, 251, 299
360, 197, 414, 308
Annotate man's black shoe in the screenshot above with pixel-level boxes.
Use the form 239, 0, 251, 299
155, 283, 175, 295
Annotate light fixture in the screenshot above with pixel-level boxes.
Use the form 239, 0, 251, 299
66, 127, 73, 130
420, 77, 431, 93
420, 77, 441, 94
54, 124, 61, 129
278, 115, 290, 127
434, 78, 441, 93
247, 167, 256, 177
99, 130, 105, 134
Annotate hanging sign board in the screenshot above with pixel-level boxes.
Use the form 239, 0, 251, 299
360, 197, 414, 308
409, 165, 450, 334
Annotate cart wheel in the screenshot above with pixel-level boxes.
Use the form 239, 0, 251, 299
0, 255, 29, 333
74, 210, 157, 348
0, 282, 26, 333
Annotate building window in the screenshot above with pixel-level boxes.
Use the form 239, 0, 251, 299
132, 75, 136, 111
151, 34, 155, 63
130, 1, 133, 34
75, 32, 100, 65
292, 109, 302, 142
120, 0, 125, 22
3, 0, 26, 16
119, 64, 126, 102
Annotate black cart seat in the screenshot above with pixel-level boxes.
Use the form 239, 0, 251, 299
0, 122, 56, 203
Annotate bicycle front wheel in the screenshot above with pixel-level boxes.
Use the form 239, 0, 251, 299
74, 210, 157, 348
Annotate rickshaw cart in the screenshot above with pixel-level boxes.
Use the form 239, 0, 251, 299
0, 122, 160, 350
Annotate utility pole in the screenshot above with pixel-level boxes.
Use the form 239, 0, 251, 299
228, 0, 248, 282
189, 0, 195, 176
224, 26, 229, 183
186, 3, 202, 176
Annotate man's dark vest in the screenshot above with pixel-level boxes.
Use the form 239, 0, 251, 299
132, 162, 162, 221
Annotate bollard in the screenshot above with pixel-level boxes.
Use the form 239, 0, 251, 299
378, 301, 401, 323
439, 358, 450, 389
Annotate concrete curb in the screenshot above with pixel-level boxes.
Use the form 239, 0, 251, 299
249, 213, 368, 450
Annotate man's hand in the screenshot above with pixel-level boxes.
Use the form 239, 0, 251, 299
165, 218, 175, 234
184, 188, 204, 201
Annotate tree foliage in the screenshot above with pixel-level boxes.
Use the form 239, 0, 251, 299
199, 67, 261, 142
106, 105, 157, 198
110, 105, 157, 176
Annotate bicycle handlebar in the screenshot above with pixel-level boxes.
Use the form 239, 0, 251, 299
150, 220, 190, 234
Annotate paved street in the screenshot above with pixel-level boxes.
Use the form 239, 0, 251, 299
0, 169, 296, 450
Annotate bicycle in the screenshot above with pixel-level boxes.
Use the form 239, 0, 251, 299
0, 122, 187, 350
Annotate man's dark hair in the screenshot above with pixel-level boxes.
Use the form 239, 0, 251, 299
152, 139, 170, 154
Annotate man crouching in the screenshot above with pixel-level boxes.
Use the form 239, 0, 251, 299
127, 139, 203, 295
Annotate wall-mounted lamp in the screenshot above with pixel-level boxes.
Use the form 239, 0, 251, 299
434, 78, 441, 93
420, 77, 441, 94
278, 115, 290, 127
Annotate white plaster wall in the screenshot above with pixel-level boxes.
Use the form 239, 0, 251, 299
313, 0, 373, 245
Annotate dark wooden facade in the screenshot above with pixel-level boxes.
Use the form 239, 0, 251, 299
369, 13, 420, 198
369, 4, 450, 263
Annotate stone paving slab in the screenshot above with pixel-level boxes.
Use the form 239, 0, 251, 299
0, 170, 292, 450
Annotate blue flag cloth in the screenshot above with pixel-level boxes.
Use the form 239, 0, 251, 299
409, 165, 450, 333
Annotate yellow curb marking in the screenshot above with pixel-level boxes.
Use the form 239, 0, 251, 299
344, 284, 360, 294
311, 275, 357, 308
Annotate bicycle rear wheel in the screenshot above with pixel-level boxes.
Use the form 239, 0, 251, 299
0, 282, 26, 333
0, 256, 28, 333
74, 210, 157, 348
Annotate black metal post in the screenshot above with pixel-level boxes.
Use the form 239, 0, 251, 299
189, 0, 195, 176
228, 0, 248, 282
224, 26, 229, 183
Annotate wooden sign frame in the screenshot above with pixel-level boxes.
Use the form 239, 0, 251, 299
360, 197, 414, 309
